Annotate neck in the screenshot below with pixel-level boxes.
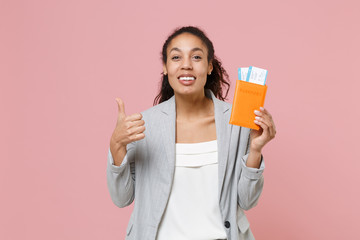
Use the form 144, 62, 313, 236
174, 90, 213, 121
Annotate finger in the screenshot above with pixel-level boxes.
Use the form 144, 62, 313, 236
268, 117, 276, 136
128, 119, 145, 128
257, 107, 272, 121
129, 133, 145, 142
260, 107, 276, 135
257, 108, 274, 129
273, 123, 277, 135
254, 118, 270, 138
128, 125, 146, 136
260, 107, 273, 119
116, 98, 126, 120
126, 112, 143, 121
255, 116, 275, 138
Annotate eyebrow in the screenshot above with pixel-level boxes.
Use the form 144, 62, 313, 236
169, 47, 204, 53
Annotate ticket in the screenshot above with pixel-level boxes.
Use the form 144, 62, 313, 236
238, 67, 249, 81
245, 66, 268, 85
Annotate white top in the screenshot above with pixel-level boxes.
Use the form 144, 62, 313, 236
156, 140, 227, 240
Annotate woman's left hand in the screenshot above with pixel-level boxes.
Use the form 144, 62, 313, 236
250, 107, 277, 152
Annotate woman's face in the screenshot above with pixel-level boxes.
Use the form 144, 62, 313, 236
163, 33, 213, 98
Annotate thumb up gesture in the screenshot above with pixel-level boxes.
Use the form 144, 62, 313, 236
110, 98, 145, 165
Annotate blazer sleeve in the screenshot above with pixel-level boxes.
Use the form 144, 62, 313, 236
106, 141, 136, 208
237, 132, 265, 211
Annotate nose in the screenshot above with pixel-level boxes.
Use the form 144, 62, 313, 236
181, 56, 193, 70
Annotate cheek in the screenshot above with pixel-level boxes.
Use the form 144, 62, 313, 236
166, 61, 178, 69
198, 62, 210, 74
198, 66, 209, 79
167, 75, 178, 89
166, 64, 180, 83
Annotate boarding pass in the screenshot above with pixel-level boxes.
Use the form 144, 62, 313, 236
238, 66, 268, 85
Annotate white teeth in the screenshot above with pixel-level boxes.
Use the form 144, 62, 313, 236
179, 77, 195, 81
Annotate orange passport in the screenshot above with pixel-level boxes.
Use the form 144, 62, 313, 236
229, 80, 268, 130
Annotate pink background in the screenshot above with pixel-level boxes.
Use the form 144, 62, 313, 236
1, 0, 359, 239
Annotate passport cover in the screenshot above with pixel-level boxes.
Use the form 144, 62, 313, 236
229, 80, 268, 130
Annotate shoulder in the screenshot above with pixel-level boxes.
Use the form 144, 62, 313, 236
218, 98, 232, 109
205, 88, 232, 112
213, 96, 232, 115
140, 98, 169, 121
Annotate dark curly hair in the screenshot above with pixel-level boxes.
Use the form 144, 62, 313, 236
153, 26, 230, 105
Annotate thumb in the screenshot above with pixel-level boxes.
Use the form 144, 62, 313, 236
115, 97, 126, 119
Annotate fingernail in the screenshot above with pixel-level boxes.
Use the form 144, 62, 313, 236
260, 107, 264, 111
255, 116, 260, 120
254, 110, 260, 114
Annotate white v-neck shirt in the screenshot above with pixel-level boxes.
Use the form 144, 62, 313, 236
156, 140, 227, 240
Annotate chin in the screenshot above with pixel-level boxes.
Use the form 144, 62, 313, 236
175, 87, 203, 96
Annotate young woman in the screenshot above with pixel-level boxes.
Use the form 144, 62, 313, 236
107, 26, 276, 240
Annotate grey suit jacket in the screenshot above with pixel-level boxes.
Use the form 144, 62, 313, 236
107, 89, 265, 240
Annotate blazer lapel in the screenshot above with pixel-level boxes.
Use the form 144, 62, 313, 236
159, 90, 231, 202
160, 95, 176, 180
206, 89, 232, 202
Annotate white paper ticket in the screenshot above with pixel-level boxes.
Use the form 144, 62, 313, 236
238, 67, 249, 80
245, 66, 268, 85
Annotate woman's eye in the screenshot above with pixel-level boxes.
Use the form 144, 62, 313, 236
171, 56, 180, 60
194, 56, 202, 60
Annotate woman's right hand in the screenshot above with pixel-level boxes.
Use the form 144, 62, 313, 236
110, 97, 145, 166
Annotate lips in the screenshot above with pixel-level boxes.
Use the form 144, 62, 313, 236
178, 74, 196, 81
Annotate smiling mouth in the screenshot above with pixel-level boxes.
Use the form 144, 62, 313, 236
178, 76, 196, 81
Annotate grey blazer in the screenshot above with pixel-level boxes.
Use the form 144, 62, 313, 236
107, 89, 265, 240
